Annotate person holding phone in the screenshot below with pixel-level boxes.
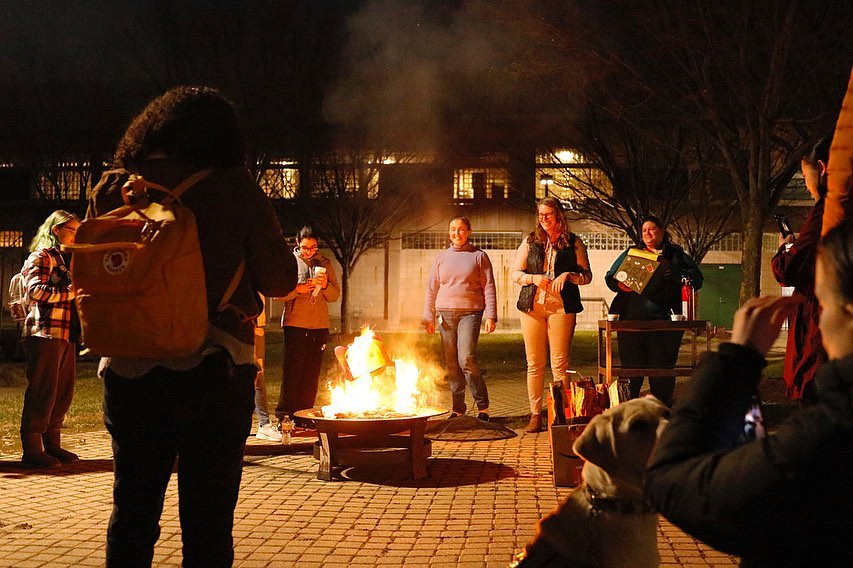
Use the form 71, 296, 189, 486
770, 135, 831, 403
19, 210, 81, 469
645, 220, 853, 567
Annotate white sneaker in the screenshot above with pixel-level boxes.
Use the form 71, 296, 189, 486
256, 423, 282, 442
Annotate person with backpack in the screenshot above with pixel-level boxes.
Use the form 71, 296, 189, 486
87, 86, 297, 568
19, 209, 81, 469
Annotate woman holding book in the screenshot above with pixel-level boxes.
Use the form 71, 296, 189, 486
604, 216, 703, 406
511, 197, 592, 433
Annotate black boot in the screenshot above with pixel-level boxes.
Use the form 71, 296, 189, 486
21, 433, 61, 469
43, 431, 79, 463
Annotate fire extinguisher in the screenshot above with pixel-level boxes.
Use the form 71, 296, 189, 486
681, 277, 694, 320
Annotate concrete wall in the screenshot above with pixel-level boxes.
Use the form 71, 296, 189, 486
266, 235, 785, 334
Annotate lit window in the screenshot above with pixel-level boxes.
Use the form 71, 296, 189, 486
0, 230, 24, 248
259, 165, 299, 199
37, 165, 90, 200
536, 166, 612, 200
310, 169, 379, 198
453, 169, 508, 200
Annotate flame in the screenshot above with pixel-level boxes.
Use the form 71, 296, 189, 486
321, 327, 438, 418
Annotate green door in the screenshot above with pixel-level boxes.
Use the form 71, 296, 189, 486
698, 263, 741, 329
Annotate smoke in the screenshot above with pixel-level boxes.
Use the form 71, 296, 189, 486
323, 0, 525, 151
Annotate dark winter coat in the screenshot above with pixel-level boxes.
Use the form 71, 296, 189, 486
645, 344, 853, 567
604, 241, 703, 320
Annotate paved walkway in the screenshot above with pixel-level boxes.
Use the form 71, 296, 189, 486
0, 365, 740, 568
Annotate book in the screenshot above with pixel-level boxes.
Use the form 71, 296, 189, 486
612, 248, 662, 294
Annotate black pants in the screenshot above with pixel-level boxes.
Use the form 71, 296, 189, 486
617, 329, 683, 407
276, 326, 329, 427
103, 350, 255, 568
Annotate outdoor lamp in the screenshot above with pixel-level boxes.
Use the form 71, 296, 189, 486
540, 173, 554, 196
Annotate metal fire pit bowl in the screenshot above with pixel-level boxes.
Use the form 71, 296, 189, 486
294, 409, 446, 481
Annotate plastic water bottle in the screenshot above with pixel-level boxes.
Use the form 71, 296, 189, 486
280, 415, 293, 444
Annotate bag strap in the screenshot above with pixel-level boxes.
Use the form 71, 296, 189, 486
64, 169, 219, 252
120, 169, 214, 209
217, 260, 246, 312
163, 169, 215, 205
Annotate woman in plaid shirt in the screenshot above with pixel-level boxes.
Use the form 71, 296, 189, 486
20, 209, 80, 469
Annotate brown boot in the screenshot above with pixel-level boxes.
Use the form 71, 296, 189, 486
524, 414, 543, 433
43, 431, 79, 463
21, 433, 61, 469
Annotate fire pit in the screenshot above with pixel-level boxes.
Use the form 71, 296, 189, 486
299, 327, 447, 481
294, 409, 445, 481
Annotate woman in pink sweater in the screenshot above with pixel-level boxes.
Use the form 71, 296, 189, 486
422, 217, 497, 421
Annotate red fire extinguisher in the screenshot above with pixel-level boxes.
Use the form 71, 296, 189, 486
681, 277, 694, 320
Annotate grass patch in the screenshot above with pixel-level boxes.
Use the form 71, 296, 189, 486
0, 330, 786, 455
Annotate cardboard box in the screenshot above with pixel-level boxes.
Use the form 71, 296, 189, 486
547, 390, 592, 487
612, 248, 661, 295
549, 415, 591, 487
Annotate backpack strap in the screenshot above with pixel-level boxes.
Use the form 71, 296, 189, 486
120, 169, 214, 208
218, 261, 246, 312
164, 169, 215, 205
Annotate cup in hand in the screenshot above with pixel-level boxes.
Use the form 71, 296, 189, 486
312, 266, 326, 296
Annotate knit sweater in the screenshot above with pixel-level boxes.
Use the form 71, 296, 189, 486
422, 243, 497, 324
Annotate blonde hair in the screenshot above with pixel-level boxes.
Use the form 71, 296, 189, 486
29, 210, 79, 252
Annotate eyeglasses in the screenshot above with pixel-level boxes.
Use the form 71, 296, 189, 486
538, 213, 555, 220
299, 245, 319, 252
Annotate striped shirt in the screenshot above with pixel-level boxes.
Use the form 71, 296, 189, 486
22, 247, 76, 342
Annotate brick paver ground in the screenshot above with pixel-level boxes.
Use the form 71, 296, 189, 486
0, 365, 742, 567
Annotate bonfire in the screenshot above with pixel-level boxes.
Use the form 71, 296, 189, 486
321, 328, 440, 419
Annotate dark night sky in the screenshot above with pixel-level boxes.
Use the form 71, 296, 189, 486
0, 0, 552, 155
2, 1, 849, 158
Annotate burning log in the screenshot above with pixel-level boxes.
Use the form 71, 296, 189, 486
321, 327, 442, 419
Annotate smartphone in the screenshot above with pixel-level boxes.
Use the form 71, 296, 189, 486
773, 213, 794, 239
742, 396, 766, 443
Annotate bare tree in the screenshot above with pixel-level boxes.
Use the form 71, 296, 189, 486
280, 145, 432, 333
546, 109, 701, 244
487, 0, 851, 303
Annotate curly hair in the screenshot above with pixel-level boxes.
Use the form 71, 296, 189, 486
113, 86, 246, 170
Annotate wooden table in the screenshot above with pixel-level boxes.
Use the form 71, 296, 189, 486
597, 319, 712, 386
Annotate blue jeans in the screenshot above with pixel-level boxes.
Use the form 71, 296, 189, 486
254, 372, 271, 427
438, 310, 489, 413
